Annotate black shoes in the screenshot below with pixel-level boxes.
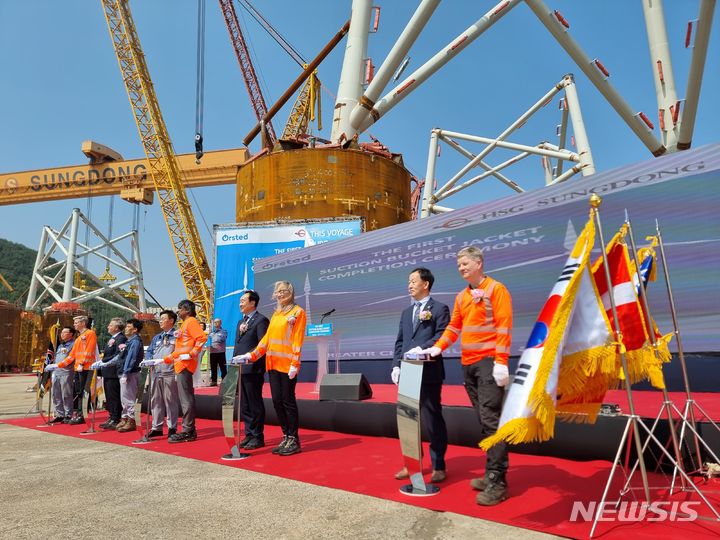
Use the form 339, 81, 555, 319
238, 436, 254, 448
49, 416, 65, 424
147, 429, 164, 438
278, 436, 301, 456
99, 419, 119, 429
62, 417, 72, 424
243, 438, 265, 450
168, 428, 177, 437
68, 416, 85, 425
168, 429, 197, 443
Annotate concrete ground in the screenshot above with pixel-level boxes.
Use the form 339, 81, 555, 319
0, 375, 559, 539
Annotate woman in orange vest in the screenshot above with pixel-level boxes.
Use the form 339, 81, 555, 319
232, 281, 307, 456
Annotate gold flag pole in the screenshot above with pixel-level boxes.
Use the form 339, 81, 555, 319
621, 212, 686, 492
589, 194, 650, 537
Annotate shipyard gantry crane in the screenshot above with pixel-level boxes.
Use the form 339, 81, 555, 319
100, 0, 213, 321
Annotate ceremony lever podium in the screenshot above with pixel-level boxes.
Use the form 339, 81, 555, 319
397, 352, 440, 496
220, 363, 250, 460
306, 323, 338, 392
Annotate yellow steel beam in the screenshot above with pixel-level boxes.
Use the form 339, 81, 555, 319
0, 148, 248, 206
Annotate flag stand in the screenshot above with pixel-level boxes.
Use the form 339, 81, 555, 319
588, 199, 720, 537
616, 217, 720, 508
654, 220, 720, 483
625, 217, 720, 495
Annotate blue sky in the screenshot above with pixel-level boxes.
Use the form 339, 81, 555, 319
1, 1, 717, 307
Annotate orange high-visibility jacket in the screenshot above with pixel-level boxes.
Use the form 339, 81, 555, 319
434, 276, 513, 366
58, 329, 98, 371
164, 316, 205, 374
249, 306, 306, 373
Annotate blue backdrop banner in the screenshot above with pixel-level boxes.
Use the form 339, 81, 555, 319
213, 219, 363, 349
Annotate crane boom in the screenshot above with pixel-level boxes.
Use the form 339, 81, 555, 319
100, 0, 213, 321
218, 0, 277, 148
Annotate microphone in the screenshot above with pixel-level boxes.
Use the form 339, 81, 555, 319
320, 308, 336, 324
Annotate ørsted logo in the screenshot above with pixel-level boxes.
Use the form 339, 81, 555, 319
222, 233, 249, 242
434, 217, 472, 229
261, 253, 311, 269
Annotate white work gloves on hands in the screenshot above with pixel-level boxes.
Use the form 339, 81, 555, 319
404, 346, 423, 360
229, 353, 251, 365
424, 346, 442, 358
492, 362, 510, 387
178, 353, 191, 361
120, 376, 127, 385
77, 364, 84, 372
288, 365, 298, 380
140, 359, 162, 368
90, 361, 103, 370
45, 363, 58, 372
391, 366, 400, 385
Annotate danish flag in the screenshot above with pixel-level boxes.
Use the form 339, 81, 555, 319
593, 239, 648, 351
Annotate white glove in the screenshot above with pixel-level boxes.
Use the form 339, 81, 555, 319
178, 353, 191, 361
77, 364, 84, 372
391, 366, 400, 385
230, 354, 251, 365
288, 365, 298, 380
120, 376, 127, 385
140, 359, 162, 368
45, 363, 58, 372
404, 346, 423, 359
424, 346, 442, 358
492, 362, 510, 387
90, 361, 103, 370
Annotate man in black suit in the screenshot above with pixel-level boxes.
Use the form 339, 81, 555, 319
99, 317, 126, 430
233, 290, 269, 450
392, 267, 450, 483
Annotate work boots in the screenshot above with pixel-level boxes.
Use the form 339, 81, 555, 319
271, 436, 289, 454
475, 471, 508, 506
278, 436, 301, 456
117, 418, 136, 432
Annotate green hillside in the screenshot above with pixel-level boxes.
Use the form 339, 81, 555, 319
0, 238, 150, 340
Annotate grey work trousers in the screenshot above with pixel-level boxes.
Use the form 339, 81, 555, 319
151, 372, 179, 431
176, 369, 196, 432
51, 370, 74, 418
120, 372, 140, 419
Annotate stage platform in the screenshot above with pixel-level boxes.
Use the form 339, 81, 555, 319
194, 382, 720, 463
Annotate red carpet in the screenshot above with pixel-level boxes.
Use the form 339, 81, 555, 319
197, 382, 720, 420
4, 413, 719, 539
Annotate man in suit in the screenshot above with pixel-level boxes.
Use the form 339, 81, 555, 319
233, 290, 269, 450
99, 318, 126, 430
391, 267, 450, 483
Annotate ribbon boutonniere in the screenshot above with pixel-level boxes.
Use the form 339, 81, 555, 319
471, 288, 485, 304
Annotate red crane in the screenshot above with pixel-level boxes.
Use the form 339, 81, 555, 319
218, 0, 277, 149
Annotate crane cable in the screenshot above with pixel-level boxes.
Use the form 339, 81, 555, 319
194, 0, 206, 164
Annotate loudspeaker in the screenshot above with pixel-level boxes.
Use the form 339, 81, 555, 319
319, 373, 373, 401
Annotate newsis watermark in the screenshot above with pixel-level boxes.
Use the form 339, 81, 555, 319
570, 500, 700, 522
